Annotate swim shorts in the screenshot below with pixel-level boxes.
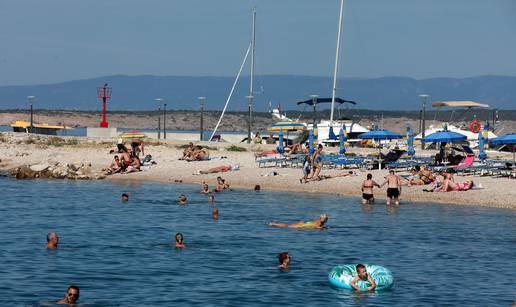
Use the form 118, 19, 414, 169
387, 188, 400, 199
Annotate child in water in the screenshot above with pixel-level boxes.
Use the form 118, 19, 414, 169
351, 264, 376, 291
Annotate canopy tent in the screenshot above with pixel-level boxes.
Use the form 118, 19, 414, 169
431, 101, 490, 108
422, 130, 467, 143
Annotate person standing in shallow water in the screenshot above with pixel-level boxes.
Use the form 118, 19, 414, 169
361, 173, 380, 205
381, 170, 402, 205
56, 285, 79, 305
47, 232, 59, 249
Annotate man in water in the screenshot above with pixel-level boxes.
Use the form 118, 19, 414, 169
212, 208, 219, 220
278, 252, 292, 270
201, 183, 212, 194
381, 169, 402, 205
269, 214, 328, 229
254, 184, 261, 191
175, 233, 185, 248
47, 232, 59, 249
121, 193, 129, 202
56, 285, 80, 305
351, 264, 376, 292
178, 194, 187, 205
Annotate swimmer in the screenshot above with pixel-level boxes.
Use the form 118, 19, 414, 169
212, 208, 219, 220
351, 264, 376, 292
278, 252, 292, 270
46, 232, 59, 249
254, 184, 261, 191
201, 183, 212, 194
269, 214, 328, 229
215, 177, 230, 192
56, 285, 80, 305
381, 169, 402, 205
175, 232, 185, 248
121, 193, 129, 202
178, 194, 187, 205
208, 195, 215, 204
361, 173, 380, 204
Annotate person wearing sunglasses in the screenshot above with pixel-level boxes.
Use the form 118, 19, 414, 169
57, 285, 79, 305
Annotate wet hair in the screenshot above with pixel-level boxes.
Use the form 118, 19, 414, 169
175, 232, 183, 243
121, 193, 129, 200
254, 185, 261, 191
47, 232, 58, 242
356, 264, 366, 271
278, 252, 290, 264
366, 173, 372, 180
67, 285, 80, 297
320, 214, 328, 224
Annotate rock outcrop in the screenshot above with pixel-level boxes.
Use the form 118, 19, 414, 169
9, 160, 105, 180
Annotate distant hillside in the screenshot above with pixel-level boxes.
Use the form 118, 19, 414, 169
0, 75, 515, 111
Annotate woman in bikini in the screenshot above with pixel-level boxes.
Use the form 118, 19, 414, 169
361, 173, 380, 204
269, 214, 328, 229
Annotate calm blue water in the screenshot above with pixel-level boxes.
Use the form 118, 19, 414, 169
0, 177, 515, 306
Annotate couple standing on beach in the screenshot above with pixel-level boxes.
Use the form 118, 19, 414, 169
361, 170, 401, 205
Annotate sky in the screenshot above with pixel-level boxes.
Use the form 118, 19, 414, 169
0, 0, 515, 86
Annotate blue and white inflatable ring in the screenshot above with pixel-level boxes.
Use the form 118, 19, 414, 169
328, 264, 394, 291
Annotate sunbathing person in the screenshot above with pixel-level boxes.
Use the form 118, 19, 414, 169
320, 170, 357, 180
104, 155, 122, 175
197, 164, 240, 174
437, 179, 474, 192
181, 142, 195, 160
125, 156, 141, 173
269, 214, 328, 229
186, 146, 210, 161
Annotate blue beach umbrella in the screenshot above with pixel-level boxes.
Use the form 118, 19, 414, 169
422, 130, 466, 143
339, 127, 347, 154
478, 131, 487, 161
359, 129, 402, 169
328, 126, 337, 140
277, 129, 285, 154
407, 126, 415, 157
308, 129, 315, 154
490, 133, 516, 167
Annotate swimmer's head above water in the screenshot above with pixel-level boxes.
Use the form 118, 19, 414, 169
47, 232, 59, 249
278, 252, 292, 270
319, 214, 328, 226
178, 194, 187, 205
57, 285, 79, 305
175, 232, 185, 248
121, 193, 129, 202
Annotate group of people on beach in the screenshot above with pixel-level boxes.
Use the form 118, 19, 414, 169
104, 139, 146, 175
180, 142, 210, 161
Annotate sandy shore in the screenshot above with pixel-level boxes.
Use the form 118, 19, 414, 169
1, 132, 515, 209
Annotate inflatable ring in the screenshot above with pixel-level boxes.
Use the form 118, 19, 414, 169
469, 120, 481, 133
328, 264, 394, 291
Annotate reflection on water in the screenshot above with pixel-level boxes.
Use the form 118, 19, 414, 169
0, 177, 515, 306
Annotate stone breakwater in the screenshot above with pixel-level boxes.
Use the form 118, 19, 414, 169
8, 161, 106, 180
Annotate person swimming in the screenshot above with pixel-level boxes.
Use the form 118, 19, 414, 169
278, 252, 292, 270
208, 194, 215, 204
351, 264, 376, 292
46, 232, 59, 249
269, 214, 328, 229
175, 232, 185, 248
201, 183, 212, 194
121, 193, 129, 202
178, 194, 187, 205
212, 208, 219, 220
56, 285, 79, 305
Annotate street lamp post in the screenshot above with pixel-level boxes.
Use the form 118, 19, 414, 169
310, 95, 319, 127
27, 96, 35, 133
163, 102, 167, 139
246, 95, 254, 144
419, 94, 429, 150
198, 97, 206, 141
155, 98, 163, 139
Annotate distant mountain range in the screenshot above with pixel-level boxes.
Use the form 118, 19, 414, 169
0, 74, 515, 111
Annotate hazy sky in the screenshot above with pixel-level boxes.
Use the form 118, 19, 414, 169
1, 0, 515, 86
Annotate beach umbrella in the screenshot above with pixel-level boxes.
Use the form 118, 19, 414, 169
328, 126, 338, 140
359, 129, 402, 169
277, 129, 285, 154
422, 130, 466, 143
478, 131, 487, 161
308, 129, 315, 154
490, 133, 516, 167
120, 130, 147, 140
407, 126, 415, 157
339, 127, 347, 154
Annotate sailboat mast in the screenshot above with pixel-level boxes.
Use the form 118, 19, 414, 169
247, 7, 257, 144
330, 0, 345, 124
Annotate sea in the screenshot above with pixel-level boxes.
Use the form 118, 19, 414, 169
0, 177, 515, 306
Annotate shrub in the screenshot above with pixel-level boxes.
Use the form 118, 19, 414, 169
226, 145, 247, 152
